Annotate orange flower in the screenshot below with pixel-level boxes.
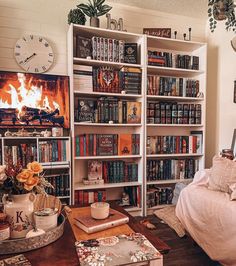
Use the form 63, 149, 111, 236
24, 176, 39, 191
27, 162, 43, 174
16, 169, 34, 183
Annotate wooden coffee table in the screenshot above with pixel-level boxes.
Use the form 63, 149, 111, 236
0, 204, 170, 266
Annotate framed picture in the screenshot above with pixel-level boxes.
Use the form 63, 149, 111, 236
231, 129, 236, 156
234, 81, 236, 103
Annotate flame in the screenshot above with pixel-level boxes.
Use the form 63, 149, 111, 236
0, 72, 69, 127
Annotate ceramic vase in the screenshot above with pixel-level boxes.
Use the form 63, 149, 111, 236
2, 193, 36, 239
90, 17, 99, 27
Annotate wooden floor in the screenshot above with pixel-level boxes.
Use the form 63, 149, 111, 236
136, 215, 220, 266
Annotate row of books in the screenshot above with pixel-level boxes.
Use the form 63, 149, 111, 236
147, 158, 199, 181
4, 144, 37, 168
147, 102, 202, 124
146, 132, 202, 155
148, 51, 199, 70
73, 65, 141, 94
86, 160, 138, 184
75, 134, 140, 157
147, 186, 173, 208
147, 76, 200, 97
74, 186, 141, 207
45, 174, 70, 197
75, 98, 141, 124
38, 140, 69, 163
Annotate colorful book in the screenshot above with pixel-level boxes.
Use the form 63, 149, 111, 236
88, 160, 103, 180
126, 102, 141, 124
118, 134, 132, 156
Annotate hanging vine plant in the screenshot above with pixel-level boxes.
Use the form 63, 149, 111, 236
208, 0, 236, 32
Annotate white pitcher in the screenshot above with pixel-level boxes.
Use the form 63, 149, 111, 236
2, 193, 36, 239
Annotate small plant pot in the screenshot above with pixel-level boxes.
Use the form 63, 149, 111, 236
90, 17, 100, 27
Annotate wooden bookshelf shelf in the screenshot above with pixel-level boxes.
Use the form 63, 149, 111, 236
75, 181, 142, 190
73, 91, 142, 98
74, 57, 142, 68
147, 124, 203, 127
146, 153, 203, 158
147, 178, 193, 185
147, 95, 204, 102
74, 122, 142, 127
75, 155, 142, 160
147, 65, 204, 77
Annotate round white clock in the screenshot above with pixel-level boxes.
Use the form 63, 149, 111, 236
14, 35, 54, 73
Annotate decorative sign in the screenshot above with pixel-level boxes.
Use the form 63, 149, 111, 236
106, 13, 126, 31
143, 28, 171, 38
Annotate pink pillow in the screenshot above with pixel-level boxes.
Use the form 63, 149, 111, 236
208, 156, 236, 193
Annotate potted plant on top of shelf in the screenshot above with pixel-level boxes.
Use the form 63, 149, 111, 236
77, 0, 112, 28
208, 0, 236, 32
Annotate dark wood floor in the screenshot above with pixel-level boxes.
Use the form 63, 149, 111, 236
136, 215, 220, 266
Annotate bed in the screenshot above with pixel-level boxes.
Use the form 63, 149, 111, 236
176, 169, 236, 266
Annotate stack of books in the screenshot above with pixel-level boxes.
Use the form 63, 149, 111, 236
148, 50, 199, 70
146, 132, 203, 155
147, 102, 202, 124
147, 186, 173, 207
147, 158, 199, 181
147, 75, 200, 97
73, 65, 93, 92
45, 174, 70, 196
75, 134, 140, 157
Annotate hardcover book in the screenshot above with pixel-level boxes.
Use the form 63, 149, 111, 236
76, 36, 92, 58
77, 99, 95, 122
88, 160, 103, 180
75, 233, 162, 265
124, 43, 138, 64
74, 208, 129, 234
118, 134, 132, 156
126, 102, 141, 124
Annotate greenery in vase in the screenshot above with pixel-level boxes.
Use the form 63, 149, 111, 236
208, 0, 236, 32
68, 8, 87, 25
77, 0, 112, 18
0, 162, 53, 195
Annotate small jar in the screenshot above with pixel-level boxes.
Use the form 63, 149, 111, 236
0, 213, 10, 241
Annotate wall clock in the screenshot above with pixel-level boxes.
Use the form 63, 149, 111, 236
14, 35, 54, 73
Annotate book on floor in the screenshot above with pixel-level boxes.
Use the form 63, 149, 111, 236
74, 208, 129, 234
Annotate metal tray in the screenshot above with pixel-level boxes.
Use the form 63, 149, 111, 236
0, 214, 65, 255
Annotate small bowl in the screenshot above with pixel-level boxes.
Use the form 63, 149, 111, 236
91, 202, 110, 220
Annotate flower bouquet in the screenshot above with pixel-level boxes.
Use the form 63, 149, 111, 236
0, 161, 53, 196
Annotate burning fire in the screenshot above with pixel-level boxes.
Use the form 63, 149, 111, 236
0, 73, 60, 118
0, 72, 69, 127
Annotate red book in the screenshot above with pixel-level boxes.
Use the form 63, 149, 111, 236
79, 135, 84, 156
86, 135, 89, 156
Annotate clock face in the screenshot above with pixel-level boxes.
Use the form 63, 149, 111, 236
14, 35, 54, 73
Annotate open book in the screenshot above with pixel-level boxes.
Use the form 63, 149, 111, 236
74, 208, 129, 234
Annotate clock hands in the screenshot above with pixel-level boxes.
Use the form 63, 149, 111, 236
24, 53, 37, 63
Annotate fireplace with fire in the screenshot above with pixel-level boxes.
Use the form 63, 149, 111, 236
0, 71, 70, 128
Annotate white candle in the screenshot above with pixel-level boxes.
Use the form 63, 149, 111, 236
90, 202, 110, 220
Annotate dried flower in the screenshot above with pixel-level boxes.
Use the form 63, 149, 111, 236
16, 169, 34, 183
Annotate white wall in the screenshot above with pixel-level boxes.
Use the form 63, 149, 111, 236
206, 23, 236, 167
0, 0, 206, 75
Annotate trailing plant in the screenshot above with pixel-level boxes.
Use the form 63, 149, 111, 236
77, 0, 112, 18
68, 8, 87, 25
208, 0, 236, 32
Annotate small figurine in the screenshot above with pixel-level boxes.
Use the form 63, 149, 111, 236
120, 192, 130, 206
183, 33, 187, 41
174, 31, 177, 39
188, 28, 192, 41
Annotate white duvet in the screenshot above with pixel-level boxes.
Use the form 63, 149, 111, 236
176, 169, 236, 266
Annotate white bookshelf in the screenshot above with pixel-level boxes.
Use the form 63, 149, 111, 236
144, 35, 207, 215
68, 24, 145, 215
67, 24, 207, 216
1, 136, 72, 204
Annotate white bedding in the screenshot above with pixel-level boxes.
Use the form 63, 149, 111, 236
176, 170, 236, 266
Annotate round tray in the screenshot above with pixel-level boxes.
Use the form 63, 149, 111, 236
0, 214, 65, 255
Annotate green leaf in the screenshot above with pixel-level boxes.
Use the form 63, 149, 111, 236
97, 4, 112, 16
96, 0, 105, 7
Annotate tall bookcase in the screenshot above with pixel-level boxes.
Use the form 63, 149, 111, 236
68, 24, 146, 216
144, 36, 207, 215
67, 24, 207, 216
